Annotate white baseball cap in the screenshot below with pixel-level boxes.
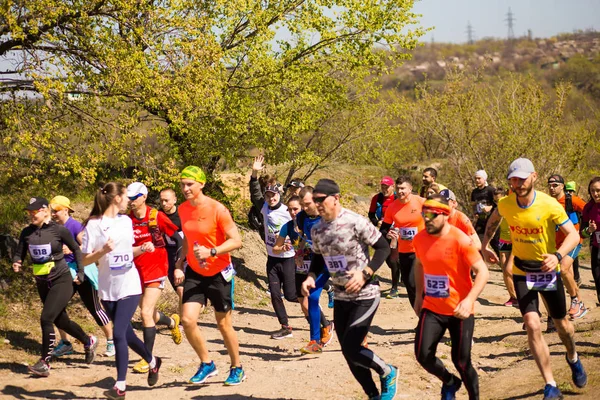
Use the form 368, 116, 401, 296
126, 182, 148, 198
507, 158, 535, 179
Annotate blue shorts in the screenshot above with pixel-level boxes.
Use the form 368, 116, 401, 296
566, 243, 582, 260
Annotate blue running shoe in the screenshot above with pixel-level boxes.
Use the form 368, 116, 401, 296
380, 365, 398, 400
224, 366, 246, 386
327, 289, 334, 309
189, 361, 218, 384
543, 384, 563, 400
441, 378, 462, 400
51, 340, 73, 357
566, 356, 587, 388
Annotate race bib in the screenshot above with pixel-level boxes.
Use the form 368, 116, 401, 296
108, 251, 134, 270
399, 227, 417, 241
526, 271, 557, 291
29, 244, 52, 263
266, 233, 277, 247
323, 255, 348, 275
424, 274, 450, 298
296, 260, 311, 275
595, 231, 600, 243
221, 263, 236, 282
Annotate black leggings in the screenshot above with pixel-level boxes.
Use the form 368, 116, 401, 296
399, 252, 416, 307
267, 256, 298, 326
37, 272, 90, 362
591, 246, 600, 304
387, 252, 400, 290
71, 279, 111, 327
335, 297, 388, 397
102, 295, 152, 382
415, 309, 479, 400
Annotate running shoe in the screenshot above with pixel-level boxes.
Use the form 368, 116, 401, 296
271, 325, 293, 340
503, 298, 518, 307
441, 378, 462, 400
327, 288, 335, 309
379, 365, 398, 400
148, 356, 162, 386
362, 336, 369, 349
546, 318, 556, 334
104, 340, 115, 357
189, 361, 218, 384
568, 298, 579, 318
51, 340, 74, 357
569, 301, 588, 320
133, 359, 149, 373
84, 335, 98, 364
320, 322, 335, 347
170, 314, 182, 345
300, 340, 323, 354
224, 366, 246, 386
386, 289, 399, 299
104, 386, 126, 400
543, 384, 563, 400
566, 356, 587, 388
28, 359, 50, 377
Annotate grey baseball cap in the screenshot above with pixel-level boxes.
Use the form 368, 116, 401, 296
507, 158, 535, 179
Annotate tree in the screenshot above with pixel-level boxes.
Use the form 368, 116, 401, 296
0, 0, 426, 190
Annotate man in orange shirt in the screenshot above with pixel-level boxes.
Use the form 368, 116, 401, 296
548, 174, 587, 319
440, 189, 481, 250
413, 196, 489, 400
174, 166, 246, 386
381, 176, 425, 302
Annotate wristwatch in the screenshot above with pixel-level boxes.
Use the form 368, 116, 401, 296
362, 269, 372, 281
554, 252, 562, 263
210, 248, 217, 257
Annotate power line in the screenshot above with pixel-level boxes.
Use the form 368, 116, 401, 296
466, 21, 475, 44
505, 7, 516, 40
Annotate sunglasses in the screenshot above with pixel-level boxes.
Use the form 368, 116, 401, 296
128, 193, 144, 201
26, 209, 45, 216
421, 211, 444, 220
548, 182, 562, 188
313, 195, 332, 204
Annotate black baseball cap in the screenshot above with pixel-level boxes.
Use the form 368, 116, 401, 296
314, 179, 340, 196
25, 197, 49, 211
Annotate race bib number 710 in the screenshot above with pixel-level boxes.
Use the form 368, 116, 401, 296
109, 251, 133, 270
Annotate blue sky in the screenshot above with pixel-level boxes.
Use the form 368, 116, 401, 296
412, 0, 599, 43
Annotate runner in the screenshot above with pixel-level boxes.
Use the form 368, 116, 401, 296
482, 158, 587, 399
493, 187, 518, 307
127, 182, 182, 373
413, 195, 489, 400
471, 170, 496, 246
380, 176, 425, 303
81, 183, 161, 399
48, 196, 114, 359
565, 181, 581, 285
284, 178, 305, 201
547, 174, 587, 319
12, 197, 98, 377
175, 166, 246, 385
159, 188, 185, 333
368, 176, 396, 227
301, 179, 398, 400
439, 189, 481, 250
272, 195, 333, 354
419, 167, 447, 198
581, 176, 600, 305
249, 156, 298, 339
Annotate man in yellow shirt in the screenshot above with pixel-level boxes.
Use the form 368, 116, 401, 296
482, 158, 586, 400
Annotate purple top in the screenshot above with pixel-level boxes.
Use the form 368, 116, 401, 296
64, 217, 84, 263
582, 201, 600, 248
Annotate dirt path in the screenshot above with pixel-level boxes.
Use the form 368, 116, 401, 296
1, 231, 600, 399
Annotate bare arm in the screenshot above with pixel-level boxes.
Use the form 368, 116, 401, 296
454, 259, 489, 319
481, 209, 502, 263
413, 258, 424, 316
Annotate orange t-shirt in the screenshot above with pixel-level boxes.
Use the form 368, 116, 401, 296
448, 209, 476, 236
179, 196, 236, 276
555, 194, 586, 246
413, 226, 482, 316
382, 195, 425, 253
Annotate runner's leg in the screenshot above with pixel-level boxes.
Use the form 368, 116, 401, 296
398, 253, 416, 307
448, 315, 478, 399
414, 309, 454, 384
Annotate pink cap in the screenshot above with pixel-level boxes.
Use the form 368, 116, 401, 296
380, 176, 394, 186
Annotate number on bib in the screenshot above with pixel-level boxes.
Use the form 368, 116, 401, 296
296, 260, 311, 274
29, 244, 52, 263
323, 255, 348, 275
400, 227, 417, 241
424, 274, 450, 298
221, 264, 236, 282
526, 271, 557, 291
109, 251, 134, 270
266, 233, 277, 247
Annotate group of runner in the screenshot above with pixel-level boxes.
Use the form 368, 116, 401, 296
10, 155, 600, 400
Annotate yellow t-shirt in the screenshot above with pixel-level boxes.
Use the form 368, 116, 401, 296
497, 191, 569, 275
499, 218, 511, 242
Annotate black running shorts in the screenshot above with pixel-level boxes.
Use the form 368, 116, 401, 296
183, 267, 233, 313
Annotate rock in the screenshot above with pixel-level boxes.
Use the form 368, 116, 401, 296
3, 339, 9, 344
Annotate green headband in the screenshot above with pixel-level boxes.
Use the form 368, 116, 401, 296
180, 166, 206, 183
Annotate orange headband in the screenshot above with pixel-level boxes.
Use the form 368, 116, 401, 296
423, 199, 451, 215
